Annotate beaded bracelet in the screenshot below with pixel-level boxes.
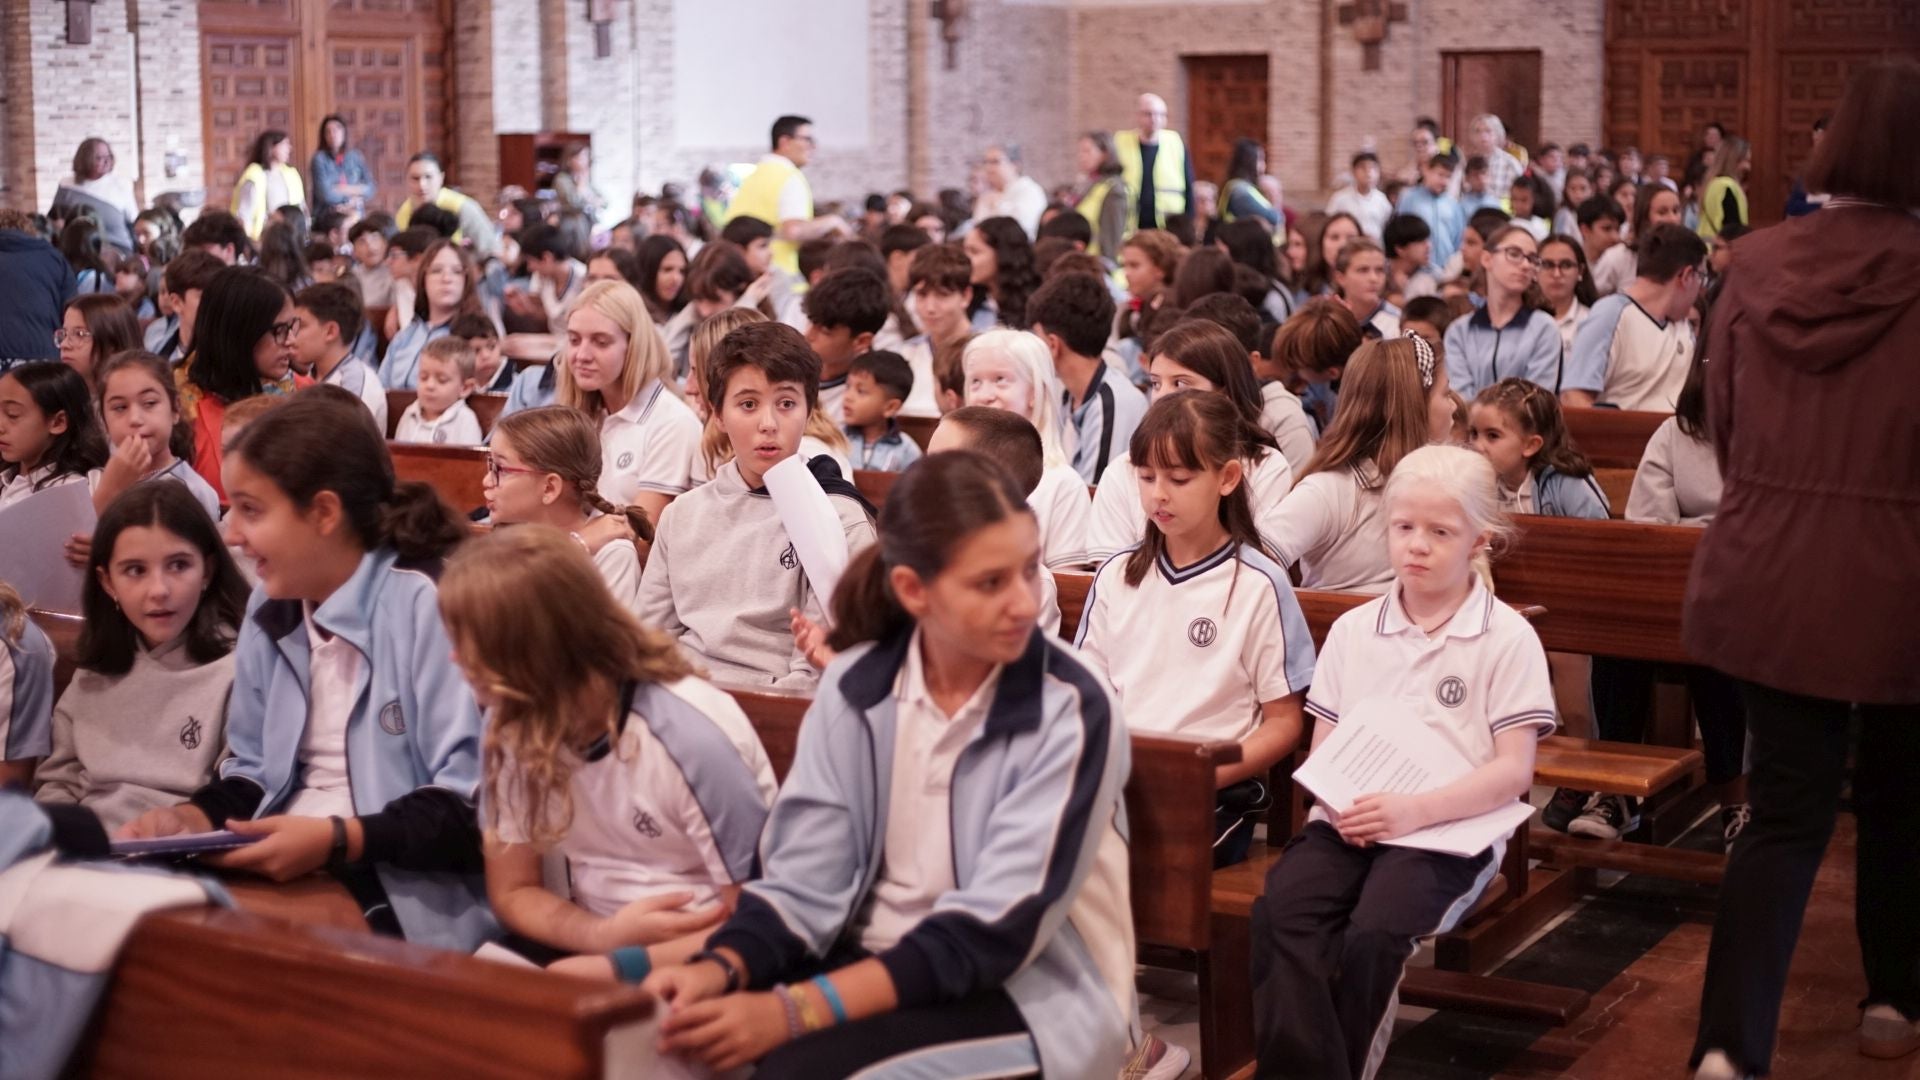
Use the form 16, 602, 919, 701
791, 981, 827, 1033
770, 983, 804, 1040
810, 975, 848, 1025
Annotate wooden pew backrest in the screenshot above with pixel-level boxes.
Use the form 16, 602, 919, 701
1563, 407, 1668, 470
385, 391, 509, 440
80, 907, 653, 1079
1495, 515, 1698, 662
390, 442, 490, 514
1595, 467, 1634, 519
898, 415, 936, 451
29, 607, 84, 699
852, 470, 899, 509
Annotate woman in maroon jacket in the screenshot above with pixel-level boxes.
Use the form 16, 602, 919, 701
1686, 60, 1920, 1080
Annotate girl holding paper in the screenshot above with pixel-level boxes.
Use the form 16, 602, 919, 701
1250, 444, 1555, 1080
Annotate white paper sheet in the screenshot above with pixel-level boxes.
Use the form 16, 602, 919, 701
762, 454, 850, 617
0, 480, 95, 613
1293, 698, 1535, 858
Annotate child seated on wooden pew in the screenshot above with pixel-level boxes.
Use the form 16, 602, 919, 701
1075, 391, 1312, 870
840, 351, 923, 473
292, 283, 387, 432
1252, 444, 1555, 1080
87, 351, 222, 521
687, 307, 851, 484
437, 528, 776, 977
449, 311, 513, 394
393, 336, 484, 446
638, 322, 877, 689
1088, 320, 1295, 564
962, 329, 1091, 569
0, 361, 105, 513
1267, 335, 1450, 595
640, 451, 1138, 1080
34, 484, 249, 831
122, 389, 495, 952
0, 581, 56, 789
1467, 377, 1610, 520
484, 407, 650, 612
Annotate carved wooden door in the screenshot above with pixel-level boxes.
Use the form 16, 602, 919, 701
1184, 55, 1271, 192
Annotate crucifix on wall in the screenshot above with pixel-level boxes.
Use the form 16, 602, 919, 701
1337, 0, 1409, 72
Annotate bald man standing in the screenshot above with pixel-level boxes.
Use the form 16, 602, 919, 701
1112, 93, 1194, 232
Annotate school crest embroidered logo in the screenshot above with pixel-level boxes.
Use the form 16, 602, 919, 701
616, 451, 635, 470
779, 543, 799, 570
379, 700, 407, 735
179, 716, 202, 750
632, 809, 662, 839
1187, 617, 1218, 648
432, 428, 448, 444
1436, 676, 1468, 709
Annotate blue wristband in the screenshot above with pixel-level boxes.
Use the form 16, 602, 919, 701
810, 974, 847, 1024
609, 946, 653, 983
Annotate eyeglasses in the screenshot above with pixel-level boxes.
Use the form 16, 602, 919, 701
1539, 259, 1580, 273
1495, 246, 1542, 269
52, 328, 93, 346
484, 456, 543, 484
269, 319, 300, 343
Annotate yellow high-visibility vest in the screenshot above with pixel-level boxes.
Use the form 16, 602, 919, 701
231, 163, 308, 240
1697, 177, 1748, 239
727, 155, 811, 276
1113, 129, 1188, 228
397, 188, 479, 244
1075, 177, 1134, 258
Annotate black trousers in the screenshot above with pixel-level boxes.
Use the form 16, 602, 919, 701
1590, 658, 1749, 785
754, 986, 1033, 1079
1251, 822, 1494, 1080
1691, 681, 1920, 1075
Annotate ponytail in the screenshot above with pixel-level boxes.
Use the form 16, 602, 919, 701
0, 581, 24, 645
1473, 378, 1594, 480
379, 481, 471, 561
583, 487, 655, 544
826, 545, 911, 651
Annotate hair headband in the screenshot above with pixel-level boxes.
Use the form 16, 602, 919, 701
1403, 329, 1436, 390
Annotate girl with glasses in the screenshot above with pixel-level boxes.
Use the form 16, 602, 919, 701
175, 267, 310, 505
1441, 226, 1561, 399
1537, 234, 1597, 355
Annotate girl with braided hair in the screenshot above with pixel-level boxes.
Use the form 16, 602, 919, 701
484, 405, 653, 613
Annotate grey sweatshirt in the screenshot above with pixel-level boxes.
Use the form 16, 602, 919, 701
34, 638, 236, 831
637, 460, 875, 689
1626, 416, 1723, 526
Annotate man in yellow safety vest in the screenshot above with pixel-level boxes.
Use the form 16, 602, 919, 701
1112, 93, 1193, 232
396, 152, 499, 259
725, 115, 851, 276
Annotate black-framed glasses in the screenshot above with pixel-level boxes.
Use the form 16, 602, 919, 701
269, 319, 300, 343
1495, 246, 1542, 269
1539, 259, 1580, 273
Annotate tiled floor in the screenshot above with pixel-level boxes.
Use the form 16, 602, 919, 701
1141, 813, 1904, 1079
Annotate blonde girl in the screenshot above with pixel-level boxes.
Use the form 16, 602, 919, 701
1268, 334, 1451, 593
440, 527, 775, 981
558, 280, 703, 522
687, 307, 851, 483
485, 406, 654, 612
962, 328, 1091, 568
1253, 444, 1553, 1080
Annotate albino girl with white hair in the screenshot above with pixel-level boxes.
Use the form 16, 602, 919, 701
962, 329, 1092, 568
1250, 443, 1556, 1080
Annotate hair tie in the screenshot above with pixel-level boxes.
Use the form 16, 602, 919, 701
1403, 329, 1436, 390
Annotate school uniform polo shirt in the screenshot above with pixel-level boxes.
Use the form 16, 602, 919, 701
857, 630, 1002, 953
894, 336, 942, 419
1063, 363, 1149, 486
816, 374, 848, 430
1033, 463, 1093, 569
846, 423, 923, 473
1260, 382, 1318, 476
596, 379, 702, 505
282, 607, 359, 820
492, 677, 778, 917
1268, 463, 1394, 594
1563, 293, 1694, 412
394, 398, 483, 447
0, 465, 82, 512
322, 354, 389, 433
1086, 448, 1296, 564
1303, 577, 1557, 855
1497, 471, 1537, 516
85, 459, 221, 523
1075, 541, 1316, 745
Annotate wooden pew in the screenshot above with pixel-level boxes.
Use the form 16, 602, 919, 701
384, 390, 509, 440
897, 415, 937, 451
851, 469, 899, 509
389, 442, 490, 514
1595, 467, 1635, 519
1497, 515, 1700, 664
503, 333, 560, 369
1563, 407, 1668, 470
29, 607, 84, 698
79, 907, 656, 1078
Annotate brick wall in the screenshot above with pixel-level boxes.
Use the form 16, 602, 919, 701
128, 0, 205, 207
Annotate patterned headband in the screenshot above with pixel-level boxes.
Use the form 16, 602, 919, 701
1403, 329, 1436, 390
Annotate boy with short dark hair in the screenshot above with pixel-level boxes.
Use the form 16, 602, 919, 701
1326, 151, 1392, 240
926, 405, 1061, 632
878, 223, 931, 294
1394, 155, 1463, 274
637, 322, 876, 688
841, 350, 922, 473
1027, 272, 1142, 483
448, 310, 511, 392
899, 243, 975, 417
347, 218, 395, 307
395, 335, 483, 445
1577, 196, 1627, 268
153, 250, 225, 363
803, 267, 891, 422
1564, 223, 1707, 411
291, 282, 386, 431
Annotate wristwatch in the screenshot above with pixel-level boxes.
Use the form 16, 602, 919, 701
325, 815, 352, 874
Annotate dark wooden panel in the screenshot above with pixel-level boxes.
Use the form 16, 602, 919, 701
201, 32, 299, 202
388, 441, 488, 513
1443, 51, 1543, 154
1183, 54, 1271, 190
1564, 407, 1667, 469
1495, 515, 1700, 662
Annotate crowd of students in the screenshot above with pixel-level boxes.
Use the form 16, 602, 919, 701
0, 61, 1912, 1080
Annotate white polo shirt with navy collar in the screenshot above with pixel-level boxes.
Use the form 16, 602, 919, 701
597, 378, 703, 505
1563, 292, 1694, 412
1303, 576, 1557, 854
1062, 362, 1149, 486
1075, 539, 1316, 745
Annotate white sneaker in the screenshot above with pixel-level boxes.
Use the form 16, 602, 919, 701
1860, 1003, 1920, 1059
1121, 1034, 1192, 1080
1568, 794, 1640, 841
1693, 1049, 1750, 1080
